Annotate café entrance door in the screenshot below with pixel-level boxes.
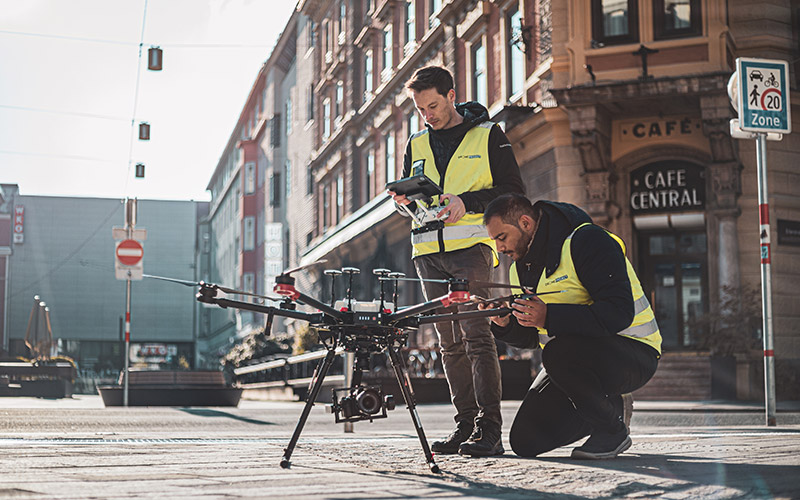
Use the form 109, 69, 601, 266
637, 231, 708, 350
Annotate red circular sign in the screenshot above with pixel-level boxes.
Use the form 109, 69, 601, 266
116, 239, 143, 266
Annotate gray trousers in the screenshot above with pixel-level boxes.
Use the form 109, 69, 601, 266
414, 244, 502, 428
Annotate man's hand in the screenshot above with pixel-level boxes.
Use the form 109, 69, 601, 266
511, 294, 547, 328
477, 300, 511, 327
387, 190, 412, 206
437, 193, 466, 223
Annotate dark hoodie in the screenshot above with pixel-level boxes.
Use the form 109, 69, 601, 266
401, 101, 524, 214
491, 201, 636, 349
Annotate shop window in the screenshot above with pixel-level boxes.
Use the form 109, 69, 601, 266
591, 0, 639, 46
653, 0, 701, 39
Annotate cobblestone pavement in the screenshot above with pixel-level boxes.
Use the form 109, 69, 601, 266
0, 397, 799, 499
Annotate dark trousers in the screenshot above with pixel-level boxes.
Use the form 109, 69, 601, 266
509, 334, 659, 457
414, 244, 503, 427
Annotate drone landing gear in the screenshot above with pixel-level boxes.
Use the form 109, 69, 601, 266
279, 344, 440, 473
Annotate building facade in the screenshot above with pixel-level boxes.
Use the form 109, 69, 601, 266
208, 0, 799, 397
0, 184, 206, 381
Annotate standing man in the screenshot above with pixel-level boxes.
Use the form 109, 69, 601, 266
481, 193, 661, 459
388, 66, 524, 456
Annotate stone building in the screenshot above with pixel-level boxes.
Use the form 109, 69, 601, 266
209, 0, 799, 397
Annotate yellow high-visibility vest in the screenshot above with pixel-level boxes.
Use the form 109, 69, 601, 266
408, 122, 497, 260
510, 223, 661, 353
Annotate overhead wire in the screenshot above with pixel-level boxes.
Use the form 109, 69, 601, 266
0, 28, 274, 48
123, 0, 150, 196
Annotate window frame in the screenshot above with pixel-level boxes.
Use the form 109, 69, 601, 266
591, 0, 639, 46
506, 3, 525, 99
471, 39, 488, 106
385, 131, 396, 183
363, 50, 374, 102
653, 0, 702, 40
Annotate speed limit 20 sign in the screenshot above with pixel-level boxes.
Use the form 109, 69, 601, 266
737, 57, 791, 134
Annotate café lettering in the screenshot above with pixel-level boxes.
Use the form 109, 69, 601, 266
630, 163, 705, 214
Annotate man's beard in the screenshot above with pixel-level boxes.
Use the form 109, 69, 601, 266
513, 228, 534, 260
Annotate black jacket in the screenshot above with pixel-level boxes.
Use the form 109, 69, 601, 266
400, 101, 524, 213
491, 201, 635, 349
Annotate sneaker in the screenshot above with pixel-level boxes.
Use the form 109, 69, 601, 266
571, 424, 631, 460
431, 421, 473, 454
458, 421, 504, 457
622, 393, 634, 428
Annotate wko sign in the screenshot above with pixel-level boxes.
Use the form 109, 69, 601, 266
630, 162, 705, 214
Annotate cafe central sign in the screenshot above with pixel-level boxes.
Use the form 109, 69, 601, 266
630, 161, 705, 214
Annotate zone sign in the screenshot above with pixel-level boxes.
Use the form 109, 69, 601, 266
736, 57, 791, 134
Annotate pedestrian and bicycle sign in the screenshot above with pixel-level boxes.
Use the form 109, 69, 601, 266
736, 57, 791, 134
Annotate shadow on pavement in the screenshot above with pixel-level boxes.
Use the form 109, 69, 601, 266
178, 408, 276, 426
536, 453, 798, 497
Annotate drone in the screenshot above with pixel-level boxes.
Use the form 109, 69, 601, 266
145, 263, 560, 473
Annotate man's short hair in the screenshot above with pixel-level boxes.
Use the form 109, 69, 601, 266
484, 193, 541, 227
405, 66, 454, 97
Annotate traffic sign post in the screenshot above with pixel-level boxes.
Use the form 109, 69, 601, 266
728, 58, 790, 427
112, 198, 147, 407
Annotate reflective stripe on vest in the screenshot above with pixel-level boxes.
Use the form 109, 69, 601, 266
408, 122, 497, 259
509, 223, 662, 353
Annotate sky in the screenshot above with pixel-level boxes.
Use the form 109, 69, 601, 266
0, 0, 298, 202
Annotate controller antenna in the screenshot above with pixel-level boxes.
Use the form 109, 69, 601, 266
341, 267, 360, 310
388, 272, 405, 312
324, 269, 342, 307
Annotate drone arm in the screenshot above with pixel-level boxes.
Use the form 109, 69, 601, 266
292, 291, 345, 321
414, 306, 513, 325
198, 295, 325, 323
386, 290, 472, 323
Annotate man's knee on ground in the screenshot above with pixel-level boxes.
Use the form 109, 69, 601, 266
509, 426, 546, 458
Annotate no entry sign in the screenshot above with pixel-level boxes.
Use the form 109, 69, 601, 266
116, 239, 144, 266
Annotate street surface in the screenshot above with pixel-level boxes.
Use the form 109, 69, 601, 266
1, 396, 799, 499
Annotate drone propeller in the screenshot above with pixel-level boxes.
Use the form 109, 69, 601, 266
143, 274, 283, 302
281, 259, 329, 276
